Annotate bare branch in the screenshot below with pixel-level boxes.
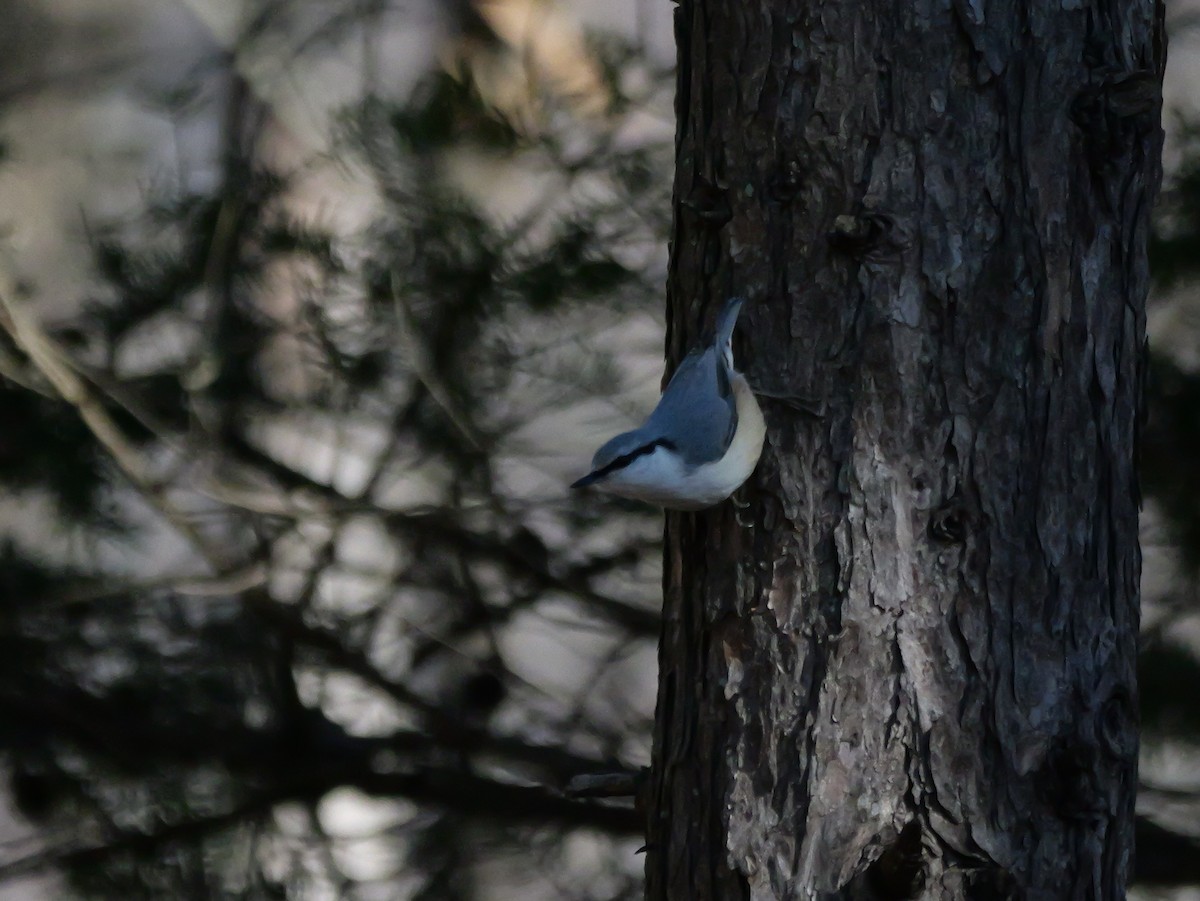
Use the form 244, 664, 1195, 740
0, 261, 232, 570
0, 760, 641, 885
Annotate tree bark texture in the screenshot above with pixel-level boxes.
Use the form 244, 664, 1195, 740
647, 1, 1163, 899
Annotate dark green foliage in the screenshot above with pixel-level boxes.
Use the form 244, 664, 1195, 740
84, 172, 296, 429
1150, 117, 1200, 288
1145, 132, 1200, 658
1140, 641, 1200, 739
0, 24, 664, 900
0, 378, 110, 520
391, 71, 523, 154
509, 219, 632, 309
0, 540, 61, 616
0, 553, 302, 898
259, 217, 344, 273
106, 374, 190, 441
1139, 115, 1200, 780
1143, 355, 1200, 573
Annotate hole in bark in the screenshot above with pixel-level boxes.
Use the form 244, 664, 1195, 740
682, 179, 731, 226
961, 866, 1020, 900
826, 212, 892, 253
1070, 88, 1104, 130
1036, 740, 1101, 816
865, 821, 925, 899
928, 501, 966, 543
768, 164, 802, 203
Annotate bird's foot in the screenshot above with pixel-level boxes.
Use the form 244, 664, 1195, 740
731, 491, 755, 527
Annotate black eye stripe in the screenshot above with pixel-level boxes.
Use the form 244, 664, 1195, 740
592, 438, 675, 480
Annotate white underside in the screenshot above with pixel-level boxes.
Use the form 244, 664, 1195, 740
598, 375, 766, 510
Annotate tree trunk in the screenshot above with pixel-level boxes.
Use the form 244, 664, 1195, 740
646, 1, 1164, 898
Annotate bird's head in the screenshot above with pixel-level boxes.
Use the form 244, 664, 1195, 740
570, 429, 675, 490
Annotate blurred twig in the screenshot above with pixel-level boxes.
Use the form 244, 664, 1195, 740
0, 260, 232, 569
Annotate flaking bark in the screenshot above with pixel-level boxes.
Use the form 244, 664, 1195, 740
646, 1, 1164, 898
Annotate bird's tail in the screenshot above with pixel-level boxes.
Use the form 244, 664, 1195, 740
716, 297, 744, 347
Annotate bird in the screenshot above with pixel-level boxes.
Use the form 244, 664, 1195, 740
571, 297, 765, 510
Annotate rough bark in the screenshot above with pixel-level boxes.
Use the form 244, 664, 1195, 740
646, 1, 1164, 899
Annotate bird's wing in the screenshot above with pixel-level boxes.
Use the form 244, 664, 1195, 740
644, 345, 737, 466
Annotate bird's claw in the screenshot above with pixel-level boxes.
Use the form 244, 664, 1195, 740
731, 490, 755, 527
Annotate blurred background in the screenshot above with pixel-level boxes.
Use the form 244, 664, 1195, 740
0, 1, 1197, 898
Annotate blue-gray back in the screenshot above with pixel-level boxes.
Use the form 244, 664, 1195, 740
644, 344, 736, 465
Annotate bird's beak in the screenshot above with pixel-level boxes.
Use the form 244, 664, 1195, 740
571, 472, 601, 490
